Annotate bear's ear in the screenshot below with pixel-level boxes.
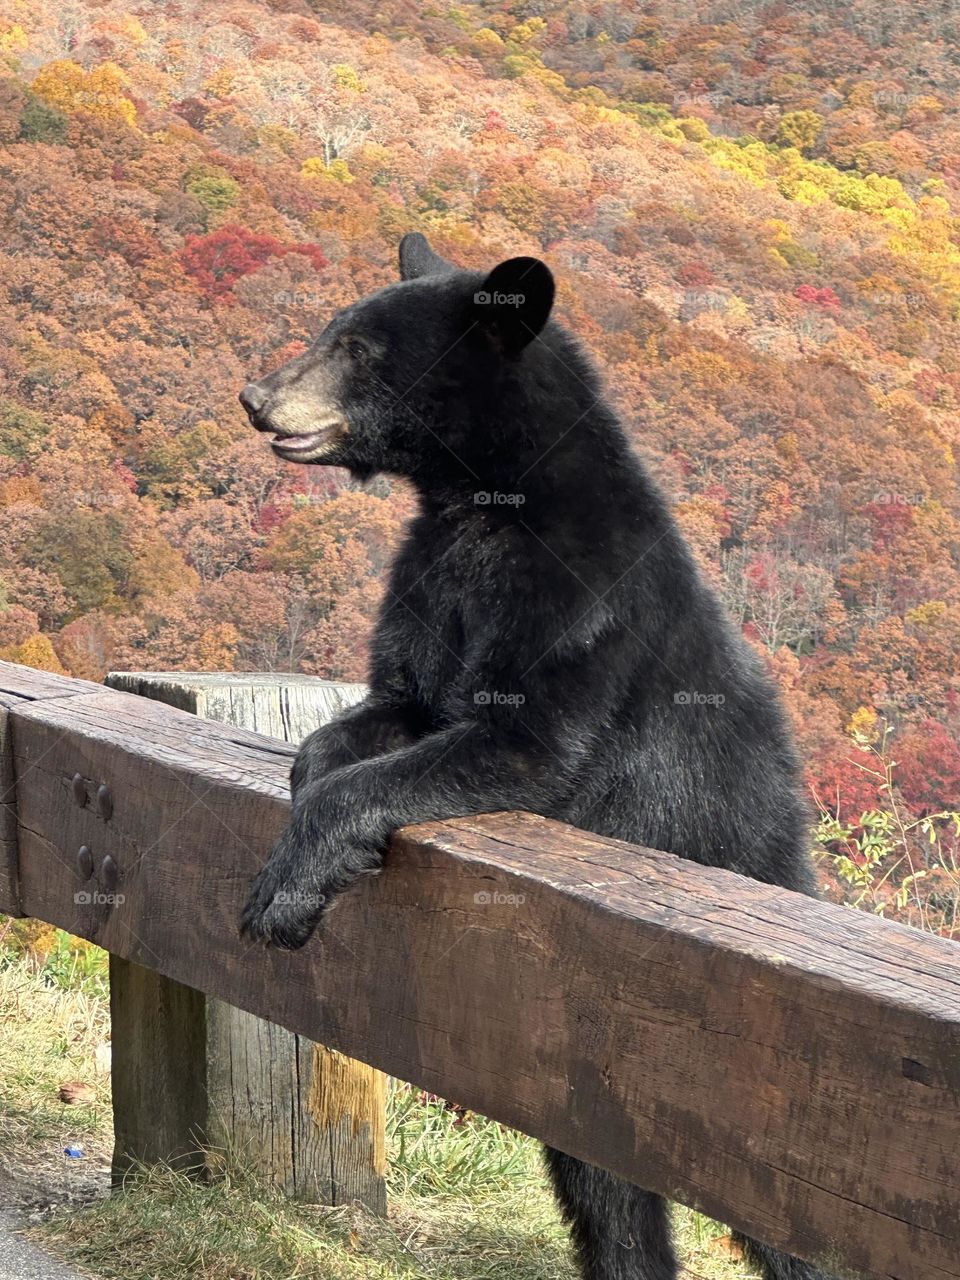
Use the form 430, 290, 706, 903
399, 232, 453, 280
472, 257, 554, 355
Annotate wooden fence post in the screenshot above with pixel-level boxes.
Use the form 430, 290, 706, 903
105, 671, 387, 1212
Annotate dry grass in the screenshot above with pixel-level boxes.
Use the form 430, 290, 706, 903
36, 1161, 751, 1280
0, 945, 112, 1208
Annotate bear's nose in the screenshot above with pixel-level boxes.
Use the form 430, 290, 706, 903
239, 382, 267, 422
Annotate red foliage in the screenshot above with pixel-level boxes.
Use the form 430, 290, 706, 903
482, 109, 508, 135
702, 481, 729, 504
670, 448, 694, 477
179, 226, 285, 299
173, 97, 212, 130
794, 284, 841, 310
179, 225, 328, 300
254, 501, 288, 535
113, 458, 138, 492
893, 720, 960, 814
809, 746, 884, 823
288, 243, 328, 272
862, 499, 914, 550
745, 552, 775, 593
676, 261, 714, 287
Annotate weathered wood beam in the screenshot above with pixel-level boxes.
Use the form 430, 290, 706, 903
0, 666, 105, 916
3, 662, 959, 1280
110, 961, 207, 1176
105, 671, 366, 740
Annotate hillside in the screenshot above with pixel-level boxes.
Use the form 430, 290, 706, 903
0, 0, 958, 928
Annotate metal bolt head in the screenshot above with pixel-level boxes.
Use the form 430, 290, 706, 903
77, 845, 94, 879
72, 774, 86, 807
100, 855, 118, 893
97, 784, 113, 821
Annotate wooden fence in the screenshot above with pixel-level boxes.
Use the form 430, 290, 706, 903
0, 660, 957, 1280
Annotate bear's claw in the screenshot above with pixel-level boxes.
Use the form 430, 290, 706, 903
239, 831, 331, 949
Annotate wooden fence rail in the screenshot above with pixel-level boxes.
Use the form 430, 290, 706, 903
0, 660, 958, 1280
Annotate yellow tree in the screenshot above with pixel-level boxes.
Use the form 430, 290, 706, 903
776, 110, 823, 154
32, 60, 137, 128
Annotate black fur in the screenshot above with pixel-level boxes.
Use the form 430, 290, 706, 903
238, 235, 840, 1280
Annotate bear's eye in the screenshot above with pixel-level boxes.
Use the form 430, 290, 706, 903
342, 337, 369, 361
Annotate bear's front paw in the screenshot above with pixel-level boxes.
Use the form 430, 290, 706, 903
240, 872, 328, 951
240, 807, 382, 950
240, 827, 331, 950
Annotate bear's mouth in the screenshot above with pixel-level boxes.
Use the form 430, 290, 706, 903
270, 421, 346, 463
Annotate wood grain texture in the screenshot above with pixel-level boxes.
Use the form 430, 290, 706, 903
110, 955, 207, 1178
5, 670, 959, 1280
105, 672, 367, 742
204, 1010, 387, 1207
0, 662, 105, 916
104, 670, 384, 1209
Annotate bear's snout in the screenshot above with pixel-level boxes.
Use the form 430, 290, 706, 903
239, 382, 269, 427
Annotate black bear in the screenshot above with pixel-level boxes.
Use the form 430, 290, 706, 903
239, 233, 840, 1280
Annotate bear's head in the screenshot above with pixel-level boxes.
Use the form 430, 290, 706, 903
239, 234, 557, 485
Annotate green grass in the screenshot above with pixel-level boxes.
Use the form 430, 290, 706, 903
0, 918, 109, 998
389, 1086, 535, 1195
1, 925, 754, 1280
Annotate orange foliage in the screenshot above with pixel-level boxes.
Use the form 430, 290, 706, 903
0, 0, 956, 932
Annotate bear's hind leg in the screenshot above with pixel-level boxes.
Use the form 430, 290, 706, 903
544, 1147, 678, 1280
736, 1234, 845, 1280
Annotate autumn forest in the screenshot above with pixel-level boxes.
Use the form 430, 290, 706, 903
1, 0, 959, 929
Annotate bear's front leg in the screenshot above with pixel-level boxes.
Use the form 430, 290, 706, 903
240, 719, 577, 950
240, 788, 380, 949
290, 698, 424, 796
